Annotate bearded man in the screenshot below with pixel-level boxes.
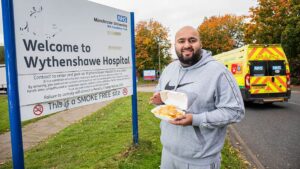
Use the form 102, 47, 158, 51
150, 26, 245, 169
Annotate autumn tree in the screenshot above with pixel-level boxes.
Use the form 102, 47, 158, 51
197, 14, 245, 55
245, 0, 300, 83
135, 19, 172, 76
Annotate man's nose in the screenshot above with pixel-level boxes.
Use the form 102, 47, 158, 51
183, 41, 192, 48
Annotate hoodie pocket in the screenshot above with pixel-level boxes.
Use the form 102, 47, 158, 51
160, 122, 204, 158
193, 126, 206, 145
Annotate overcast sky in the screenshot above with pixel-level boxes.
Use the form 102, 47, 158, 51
0, 0, 257, 56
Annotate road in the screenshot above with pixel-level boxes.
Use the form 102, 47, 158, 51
139, 85, 300, 168
233, 90, 300, 169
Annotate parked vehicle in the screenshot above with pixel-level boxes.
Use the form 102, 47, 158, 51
0, 64, 7, 92
213, 44, 291, 104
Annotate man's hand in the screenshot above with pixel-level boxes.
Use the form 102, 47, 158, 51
149, 92, 163, 105
169, 114, 193, 126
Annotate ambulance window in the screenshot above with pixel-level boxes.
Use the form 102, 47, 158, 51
250, 61, 267, 76
268, 61, 286, 76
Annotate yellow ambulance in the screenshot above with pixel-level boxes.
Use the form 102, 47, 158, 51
213, 44, 291, 103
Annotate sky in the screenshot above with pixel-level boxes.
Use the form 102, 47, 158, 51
0, 0, 257, 56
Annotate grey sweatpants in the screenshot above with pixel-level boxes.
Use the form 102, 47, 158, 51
160, 149, 221, 169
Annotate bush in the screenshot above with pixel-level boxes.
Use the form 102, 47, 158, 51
291, 77, 300, 85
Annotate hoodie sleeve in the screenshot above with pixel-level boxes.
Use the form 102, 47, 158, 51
192, 71, 245, 129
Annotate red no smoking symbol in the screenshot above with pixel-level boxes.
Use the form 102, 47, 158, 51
123, 88, 128, 95
33, 104, 43, 116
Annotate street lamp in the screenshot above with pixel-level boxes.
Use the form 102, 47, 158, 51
155, 35, 163, 78
158, 43, 161, 77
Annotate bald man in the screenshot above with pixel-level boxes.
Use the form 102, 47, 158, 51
150, 26, 245, 169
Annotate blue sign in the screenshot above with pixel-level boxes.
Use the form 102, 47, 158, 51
117, 14, 127, 23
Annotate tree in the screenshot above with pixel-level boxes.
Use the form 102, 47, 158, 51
197, 14, 245, 55
135, 19, 172, 76
244, 0, 291, 44
245, 0, 300, 83
281, 0, 300, 83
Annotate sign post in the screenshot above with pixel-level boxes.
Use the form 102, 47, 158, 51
130, 12, 138, 145
1, 0, 25, 168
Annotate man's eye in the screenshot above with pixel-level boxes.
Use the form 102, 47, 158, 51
189, 38, 197, 43
178, 40, 185, 44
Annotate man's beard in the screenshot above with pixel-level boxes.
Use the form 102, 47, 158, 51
176, 48, 202, 66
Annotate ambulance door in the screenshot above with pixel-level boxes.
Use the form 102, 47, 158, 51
249, 61, 268, 94
267, 61, 287, 93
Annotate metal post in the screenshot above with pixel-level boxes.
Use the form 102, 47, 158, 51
158, 44, 161, 77
130, 12, 138, 145
1, 0, 25, 168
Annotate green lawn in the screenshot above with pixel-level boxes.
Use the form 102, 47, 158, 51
1, 93, 247, 168
0, 95, 9, 133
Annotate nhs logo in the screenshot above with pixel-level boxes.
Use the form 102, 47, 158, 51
117, 15, 127, 23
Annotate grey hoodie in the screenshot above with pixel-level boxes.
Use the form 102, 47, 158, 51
155, 49, 245, 165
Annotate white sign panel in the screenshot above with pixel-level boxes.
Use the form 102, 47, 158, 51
13, 0, 133, 121
143, 70, 156, 80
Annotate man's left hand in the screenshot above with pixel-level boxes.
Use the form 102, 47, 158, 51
169, 114, 193, 126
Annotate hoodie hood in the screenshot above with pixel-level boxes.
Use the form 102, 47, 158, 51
179, 49, 215, 71
159, 49, 215, 92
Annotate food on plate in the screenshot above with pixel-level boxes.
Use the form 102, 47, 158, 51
154, 105, 184, 119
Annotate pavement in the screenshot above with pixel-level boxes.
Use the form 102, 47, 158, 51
291, 85, 300, 93
136, 84, 156, 92
228, 125, 266, 169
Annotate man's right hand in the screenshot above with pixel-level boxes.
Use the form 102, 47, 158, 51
150, 92, 163, 105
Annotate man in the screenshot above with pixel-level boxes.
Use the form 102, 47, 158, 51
150, 26, 245, 169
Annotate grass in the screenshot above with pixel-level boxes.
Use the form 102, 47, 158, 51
1, 93, 247, 168
222, 139, 248, 169
0, 95, 9, 133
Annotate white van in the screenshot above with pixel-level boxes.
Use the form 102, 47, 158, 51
0, 64, 7, 91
